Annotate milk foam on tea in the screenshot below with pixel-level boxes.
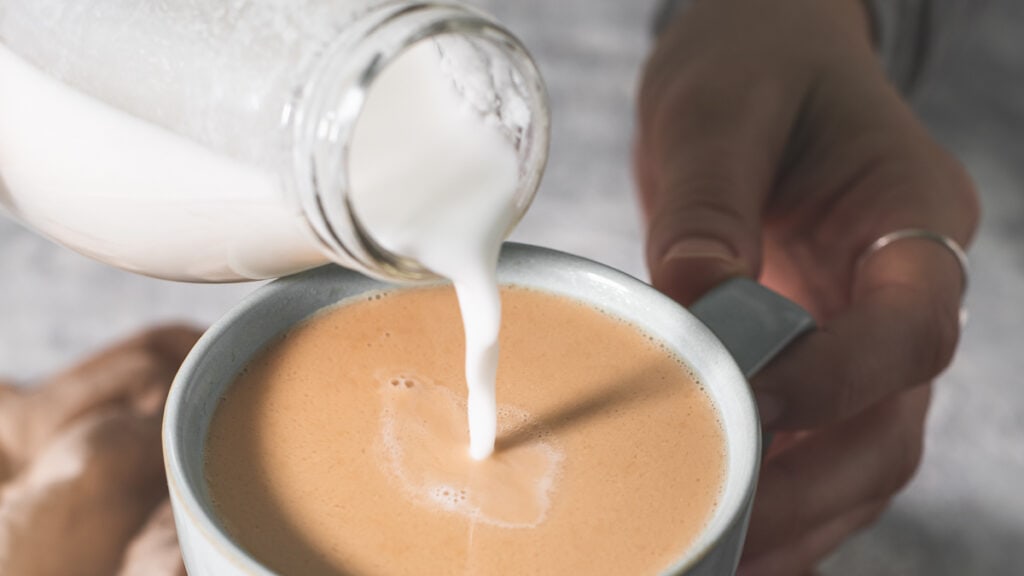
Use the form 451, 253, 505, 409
205, 286, 726, 575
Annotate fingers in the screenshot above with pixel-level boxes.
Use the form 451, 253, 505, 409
636, 22, 796, 304
0, 326, 196, 575
743, 385, 930, 561
136, 324, 204, 363
738, 499, 888, 576
0, 410, 167, 576
0, 325, 200, 468
118, 500, 186, 576
756, 235, 964, 429
635, 0, 874, 306
126, 325, 203, 415
636, 72, 784, 305
41, 324, 201, 416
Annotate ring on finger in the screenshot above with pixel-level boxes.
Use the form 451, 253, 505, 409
857, 228, 970, 327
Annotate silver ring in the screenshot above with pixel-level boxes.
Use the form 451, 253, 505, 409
858, 228, 970, 326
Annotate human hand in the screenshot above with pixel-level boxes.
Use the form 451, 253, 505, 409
635, 0, 979, 574
0, 326, 199, 576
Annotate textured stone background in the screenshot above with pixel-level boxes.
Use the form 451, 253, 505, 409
1, 1, 1022, 574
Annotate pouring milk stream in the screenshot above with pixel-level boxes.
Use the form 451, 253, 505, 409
0, 3, 546, 461
350, 42, 519, 459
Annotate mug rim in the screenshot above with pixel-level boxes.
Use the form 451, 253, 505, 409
163, 242, 760, 575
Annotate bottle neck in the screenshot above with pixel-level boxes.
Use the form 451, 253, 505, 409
289, 2, 549, 282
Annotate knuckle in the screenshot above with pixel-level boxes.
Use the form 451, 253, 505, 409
931, 305, 961, 377
886, 401, 927, 495
862, 501, 890, 528
831, 361, 861, 422
646, 181, 751, 257
141, 325, 203, 364
772, 456, 809, 546
749, 455, 807, 557
893, 432, 925, 494
818, 376, 852, 425
664, 179, 747, 223
918, 289, 960, 379
887, 285, 959, 384
124, 347, 166, 375
820, 339, 864, 423
938, 152, 981, 240
668, 180, 749, 224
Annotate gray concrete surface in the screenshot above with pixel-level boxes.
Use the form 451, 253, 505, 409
1, 1, 1022, 574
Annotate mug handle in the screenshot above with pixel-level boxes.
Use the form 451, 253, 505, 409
689, 278, 816, 443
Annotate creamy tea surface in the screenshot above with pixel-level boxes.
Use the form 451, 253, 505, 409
205, 286, 726, 575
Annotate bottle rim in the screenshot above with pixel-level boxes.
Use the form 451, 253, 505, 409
290, 2, 550, 282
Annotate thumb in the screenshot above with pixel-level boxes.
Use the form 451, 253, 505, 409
637, 106, 771, 305
636, 21, 807, 305
644, 183, 760, 306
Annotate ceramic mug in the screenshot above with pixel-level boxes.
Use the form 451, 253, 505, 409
163, 242, 813, 575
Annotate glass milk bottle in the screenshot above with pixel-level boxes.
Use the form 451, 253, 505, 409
0, 1, 549, 282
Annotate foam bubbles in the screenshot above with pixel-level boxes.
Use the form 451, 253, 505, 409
376, 374, 563, 529
427, 484, 469, 510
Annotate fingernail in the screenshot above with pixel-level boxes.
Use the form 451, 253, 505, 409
660, 238, 737, 268
754, 392, 784, 427
655, 239, 743, 304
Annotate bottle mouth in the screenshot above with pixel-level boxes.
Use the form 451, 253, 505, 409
292, 3, 549, 282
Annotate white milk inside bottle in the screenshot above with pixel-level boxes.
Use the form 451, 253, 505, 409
0, 2, 546, 282
0, 29, 534, 459
0, 42, 325, 280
